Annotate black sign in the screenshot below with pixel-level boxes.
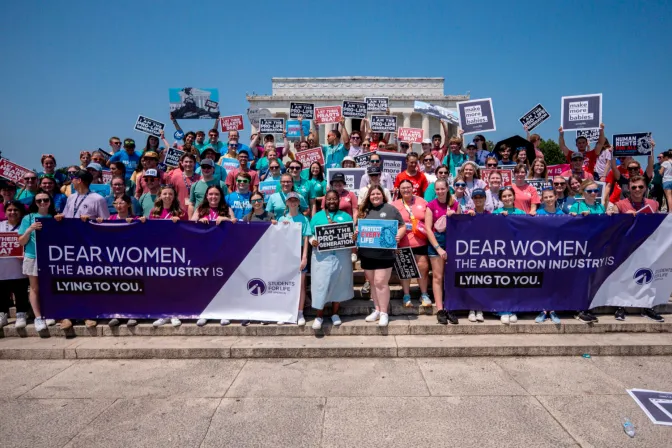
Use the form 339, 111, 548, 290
290, 102, 315, 119
393, 248, 421, 280
134, 115, 165, 137
576, 128, 600, 143
612, 133, 652, 157
342, 101, 368, 119
370, 115, 397, 133
560, 94, 602, 131
315, 222, 356, 252
354, 152, 374, 168
204, 99, 219, 112
163, 147, 185, 168
259, 118, 285, 134
519, 104, 550, 132
527, 179, 552, 198
97, 148, 112, 161
365, 97, 388, 113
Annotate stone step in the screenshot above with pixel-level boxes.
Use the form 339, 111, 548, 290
2, 332, 672, 359
3, 314, 671, 338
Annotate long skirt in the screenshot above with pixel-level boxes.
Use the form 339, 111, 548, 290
310, 249, 353, 310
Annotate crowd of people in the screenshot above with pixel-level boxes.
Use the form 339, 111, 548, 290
1, 112, 671, 332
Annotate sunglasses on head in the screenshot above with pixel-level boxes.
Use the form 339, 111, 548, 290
502, 186, 514, 191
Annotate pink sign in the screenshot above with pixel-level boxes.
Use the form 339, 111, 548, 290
397, 127, 424, 143
295, 147, 325, 167
0, 158, 32, 186
547, 164, 570, 177
482, 169, 513, 187
220, 115, 245, 132
314, 106, 342, 125
0, 232, 23, 258
102, 171, 113, 184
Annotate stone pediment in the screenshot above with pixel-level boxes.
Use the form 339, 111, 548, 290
270, 77, 449, 98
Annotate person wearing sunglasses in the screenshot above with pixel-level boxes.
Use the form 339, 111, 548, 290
423, 165, 452, 202
511, 164, 540, 215
0, 200, 30, 329
136, 170, 160, 217
484, 155, 499, 169
472, 134, 492, 165
1, 180, 24, 221
199, 128, 224, 157
419, 152, 440, 182
608, 139, 655, 202
361, 139, 372, 152
38, 154, 66, 186
244, 191, 276, 223
314, 125, 348, 169
550, 175, 575, 213
15, 172, 39, 205
559, 123, 607, 177
187, 159, 229, 218
39, 175, 67, 213
133, 151, 164, 197
17, 192, 58, 332
196, 147, 227, 183
561, 152, 594, 181
256, 143, 284, 180
569, 180, 612, 216
452, 175, 475, 212
226, 172, 253, 220
108, 139, 142, 182
359, 153, 394, 191
347, 130, 365, 157
109, 136, 123, 154
286, 161, 314, 215
225, 151, 259, 193
266, 173, 309, 217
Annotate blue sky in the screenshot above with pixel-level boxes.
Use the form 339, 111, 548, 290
1, 0, 670, 170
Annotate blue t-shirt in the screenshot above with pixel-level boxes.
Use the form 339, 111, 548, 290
321, 143, 347, 168
18, 213, 52, 259
109, 151, 142, 181
278, 214, 313, 246
266, 191, 309, 217
493, 207, 526, 215
226, 191, 252, 219
536, 207, 565, 215
293, 178, 314, 202
53, 193, 68, 213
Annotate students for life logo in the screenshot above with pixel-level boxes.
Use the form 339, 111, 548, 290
633, 268, 654, 285
247, 278, 267, 296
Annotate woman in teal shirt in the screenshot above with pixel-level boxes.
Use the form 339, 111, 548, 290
423, 165, 453, 201
278, 192, 312, 326
266, 174, 308, 216
309, 190, 354, 330
569, 180, 613, 216
17, 191, 56, 332
287, 161, 314, 212
308, 162, 327, 213
492, 187, 526, 215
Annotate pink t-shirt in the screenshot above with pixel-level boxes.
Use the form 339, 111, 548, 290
427, 199, 460, 227
165, 169, 201, 214
135, 170, 167, 197
512, 183, 540, 214
150, 209, 186, 220
615, 198, 659, 214
393, 197, 428, 248
321, 190, 358, 217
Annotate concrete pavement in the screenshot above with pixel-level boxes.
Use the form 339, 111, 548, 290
2, 356, 672, 447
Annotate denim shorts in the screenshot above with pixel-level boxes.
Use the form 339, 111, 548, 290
663, 181, 672, 191
428, 232, 446, 257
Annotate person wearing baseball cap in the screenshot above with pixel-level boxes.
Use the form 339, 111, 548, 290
197, 147, 227, 183
561, 151, 595, 181
464, 188, 489, 216
358, 166, 392, 203
277, 192, 313, 326
322, 172, 358, 219
187, 159, 228, 217
108, 138, 142, 182
134, 151, 165, 198
137, 168, 161, 217
86, 162, 104, 184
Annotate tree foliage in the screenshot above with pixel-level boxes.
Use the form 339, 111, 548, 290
539, 138, 565, 165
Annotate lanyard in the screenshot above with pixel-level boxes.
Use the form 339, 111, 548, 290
73, 193, 90, 217
182, 171, 197, 194
401, 197, 417, 226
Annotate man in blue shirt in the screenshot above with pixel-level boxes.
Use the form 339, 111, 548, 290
316, 127, 347, 169
108, 139, 142, 181
226, 172, 253, 219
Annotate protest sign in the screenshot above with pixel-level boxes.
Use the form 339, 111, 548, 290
377, 152, 407, 178
315, 222, 356, 252
286, 120, 311, 139
457, 98, 496, 134
547, 164, 570, 177
219, 158, 240, 172
560, 93, 602, 131
627, 389, 672, 426
169, 87, 220, 119
342, 101, 367, 119
576, 129, 600, 144
519, 104, 550, 131
481, 169, 512, 187
370, 115, 397, 133
365, 97, 389, 113
398, 127, 424, 143
443, 214, 672, 312
259, 118, 285, 134
0, 158, 32, 186
289, 102, 314, 119
247, 107, 272, 127
353, 152, 374, 168
612, 132, 652, 157
0, 232, 23, 257
414, 100, 459, 125
314, 106, 342, 125
295, 147, 325, 167
220, 115, 245, 132
101, 171, 113, 184
357, 219, 398, 249
259, 180, 278, 201
97, 149, 112, 161
134, 115, 165, 137
528, 179, 552, 197
163, 147, 185, 168
36, 219, 301, 322
393, 248, 421, 280
326, 168, 365, 196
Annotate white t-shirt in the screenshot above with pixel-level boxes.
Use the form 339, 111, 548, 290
662, 160, 672, 182
594, 149, 612, 178
0, 220, 25, 280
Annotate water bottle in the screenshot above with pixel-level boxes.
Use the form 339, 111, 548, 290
623, 418, 635, 437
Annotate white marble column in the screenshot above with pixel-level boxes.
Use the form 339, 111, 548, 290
345, 118, 353, 133
402, 113, 411, 128
422, 115, 430, 139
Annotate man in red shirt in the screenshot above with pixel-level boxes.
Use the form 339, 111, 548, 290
394, 153, 428, 197
559, 123, 607, 177
560, 152, 594, 180
614, 175, 659, 214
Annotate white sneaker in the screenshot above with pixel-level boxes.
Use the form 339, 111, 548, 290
468, 311, 477, 322
0, 312, 8, 328
500, 314, 510, 325
277, 321, 285, 325
297, 312, 306, 326
153, 318, 168, 327
170, 318, 181, 327
312, 317, 323, 330
34, 318, 47, 332
351, 253, 358, 263
365, 310, 381, 322
196, 318, 207, 327
476, 311, 484, 322
379, 312, 389, 327
15, 312, 28, 329
45, 319, 56, 326
509, 314, 518, 323
220, 319, 230, 326
331, 314, 342, 326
